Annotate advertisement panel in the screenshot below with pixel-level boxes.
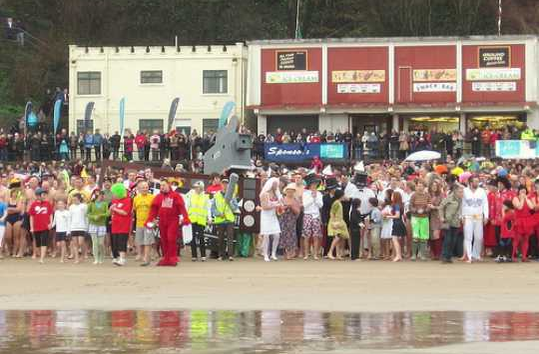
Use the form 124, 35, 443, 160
413, 69, 456, 82
264, 143, 348, 162
337, 84, 381, 94
466, 68, 521, 81
472, 82, 517, 92
479, 46, 510, 68
276, 51, 307, 70
331, 70, 385, 83
413, 82, 456, 93
265, 71, 319, 84
496, 140, 539, 159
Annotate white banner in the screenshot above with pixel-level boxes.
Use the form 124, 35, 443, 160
472, 82, 517, 92
265, 71, 319, 84
413, 82, 456, 92
337, 83, 381, 94
466, 68, 521, 81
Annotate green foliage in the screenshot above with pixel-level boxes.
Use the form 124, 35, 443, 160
0, 0, 535, 111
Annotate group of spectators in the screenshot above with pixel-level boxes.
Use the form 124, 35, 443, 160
253, 125, 534, 161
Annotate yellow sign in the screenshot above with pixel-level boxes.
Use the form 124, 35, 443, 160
331, 70, 385, 83
413, 69, 457, 82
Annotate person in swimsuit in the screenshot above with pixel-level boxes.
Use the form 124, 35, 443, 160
4, 189, 23, 257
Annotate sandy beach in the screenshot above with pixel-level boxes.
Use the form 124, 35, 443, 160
1, 257, 539, 312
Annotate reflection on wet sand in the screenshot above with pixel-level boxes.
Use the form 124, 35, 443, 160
0, 310, 538, 353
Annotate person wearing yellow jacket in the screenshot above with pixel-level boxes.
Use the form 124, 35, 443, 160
211, 178, 239, 261
185, 181, 211, 262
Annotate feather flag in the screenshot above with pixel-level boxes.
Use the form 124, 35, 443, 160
53, 99, 62, 135
84, 102, 95, 131
24, 101, 34, 127
167, 97, 180, 133
219, 101, 235, 129
119, 98, 125, 136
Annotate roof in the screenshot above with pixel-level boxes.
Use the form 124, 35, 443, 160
247, 35, 537, 46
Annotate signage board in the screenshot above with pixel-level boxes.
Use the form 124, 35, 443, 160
496, 140, 538, 159
332, 70, 385, 83
413, 82, 456, 92
413, 69, 457, 82
472, 82, 517, 92
276, 51, 307, 71
337, 83, 381, 94
265, 71, 319, 84
466, 68, 521, 81
264, 143, 347, 162
479, 46, 510, 68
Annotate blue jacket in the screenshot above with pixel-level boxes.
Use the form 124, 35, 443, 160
84, 134, 94, 148
93, 133, 103, 147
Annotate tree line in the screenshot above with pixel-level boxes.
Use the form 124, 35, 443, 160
0, 0, 538, 123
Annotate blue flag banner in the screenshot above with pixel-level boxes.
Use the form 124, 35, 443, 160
84, 102, 95, 131
219, 101, 236, 129
264, 143, 348, 162
53, 99, 62, 135
27, 111, 38, 128
24, 101, 33, 127
167, 97, 180, 133
119, 98, 125, 136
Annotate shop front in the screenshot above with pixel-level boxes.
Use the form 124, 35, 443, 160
466, 113, 526, 130
404, 115, 460, 134
350, 114, 391, 135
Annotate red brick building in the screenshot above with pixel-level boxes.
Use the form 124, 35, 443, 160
246, 36, 538, 136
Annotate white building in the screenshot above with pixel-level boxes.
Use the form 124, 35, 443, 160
68, 43, 248, 136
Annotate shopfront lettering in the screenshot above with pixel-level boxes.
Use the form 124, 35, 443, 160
479, 47, 510, 68
466, 68, 521, 81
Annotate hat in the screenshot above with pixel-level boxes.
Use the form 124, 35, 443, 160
284, 183, 297, 192
304, 173, 321, 187
35, 188, 47, 196
222, 178, 230, 184
193, 181, 205, 188
434, 165, 448, 175
498, 168, 508, 178
325, 177, 339, 190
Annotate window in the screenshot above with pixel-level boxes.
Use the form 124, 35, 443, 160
141, 70, 163, 84
203, 119, 219, 135
203, 70, 228, 94
139, 119, 164, 133
76, 120, 94, 135
77, 72, 101, 95
176, 126, 191, 136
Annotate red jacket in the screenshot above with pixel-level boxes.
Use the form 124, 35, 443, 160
146, 191, 190, 226
111, 197, 132, 234
28, 200, 53, 232
135, 134, 147, 149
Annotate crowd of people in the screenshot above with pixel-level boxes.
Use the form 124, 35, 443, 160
0, 152, 539, 266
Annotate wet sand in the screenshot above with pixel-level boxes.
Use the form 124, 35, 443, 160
1, 257, 539, 312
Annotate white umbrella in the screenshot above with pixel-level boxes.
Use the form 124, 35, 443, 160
405, 150, 441, 162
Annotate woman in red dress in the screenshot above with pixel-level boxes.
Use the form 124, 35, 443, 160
512, 186, 536, 262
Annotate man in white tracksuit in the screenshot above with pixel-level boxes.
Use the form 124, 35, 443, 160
461, 176, 489, 263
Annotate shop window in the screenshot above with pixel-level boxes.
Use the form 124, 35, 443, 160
77, 120, 94, 135
176, 126, 191, 136
77, 72, 101, 95
468, 115, 524, 130
140, 70, 163, 84
203, 70, 228, 94
139, 119, 164, 133
408, 116, 459, 133
203, 119, 219, 135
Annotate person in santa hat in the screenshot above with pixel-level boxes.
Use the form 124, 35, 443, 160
145, 179, 190, 266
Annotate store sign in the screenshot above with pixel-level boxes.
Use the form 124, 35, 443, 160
264, 143, 347, 162
332, 70, 385, 83
472, 82, 517, 92
276, 51, 307, 71
496, 140, 539, 159
466, 68, 521, 81
413, 82, 456, 92
337, 83, 381, 94
265, 71, 319, 84
479, 47, 510, 68
413, 69, 456, 82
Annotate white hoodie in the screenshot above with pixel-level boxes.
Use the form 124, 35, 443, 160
69, 203, 88, 232
53, 209, 70, 233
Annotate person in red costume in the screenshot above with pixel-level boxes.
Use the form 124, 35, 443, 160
145, 179, 190, 266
